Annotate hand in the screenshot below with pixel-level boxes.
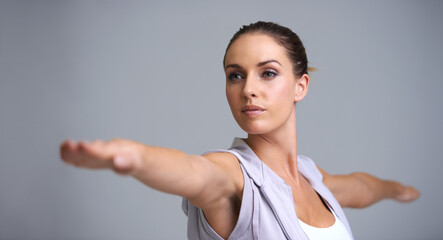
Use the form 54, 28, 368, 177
393, 184, 420, 203
60, 139, 143, 175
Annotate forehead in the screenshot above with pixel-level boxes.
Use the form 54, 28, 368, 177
224, 33, 290, 67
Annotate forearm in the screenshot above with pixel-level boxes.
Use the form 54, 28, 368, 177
129, 144, 207, 198
348, 172, 403, 208
319, 165, 420, 208
334, 172, 420, 208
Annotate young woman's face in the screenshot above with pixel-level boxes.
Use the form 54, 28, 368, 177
224, 33, 301, 134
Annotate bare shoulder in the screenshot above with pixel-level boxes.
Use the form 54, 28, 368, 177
186, 151, 244, 209
203, 152, 241, 171
203, 152, 243, 190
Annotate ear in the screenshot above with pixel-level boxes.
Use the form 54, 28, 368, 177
294, 74, 310, 102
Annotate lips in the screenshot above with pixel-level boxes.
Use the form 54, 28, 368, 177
241, 105, 265, 117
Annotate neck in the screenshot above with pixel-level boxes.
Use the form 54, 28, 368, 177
245, 107, 300, 180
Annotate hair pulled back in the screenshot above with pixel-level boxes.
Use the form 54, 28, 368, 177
223, 21, 312, 78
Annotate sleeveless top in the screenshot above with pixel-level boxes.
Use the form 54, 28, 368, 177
182, 138, 354, 240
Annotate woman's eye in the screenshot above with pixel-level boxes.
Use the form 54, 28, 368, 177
262, 71, 277, 79
228, 73, 243, 81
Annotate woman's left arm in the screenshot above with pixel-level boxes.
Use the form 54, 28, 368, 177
318, 167, 420, 208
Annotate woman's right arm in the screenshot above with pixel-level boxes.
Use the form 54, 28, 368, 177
60, 139, 242, 209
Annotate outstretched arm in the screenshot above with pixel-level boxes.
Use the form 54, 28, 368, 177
61, 139, 244, 238
60, 139, 241, 207
318, 167, 420, 208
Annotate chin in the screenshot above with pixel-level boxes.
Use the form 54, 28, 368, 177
239, 122, 271, 135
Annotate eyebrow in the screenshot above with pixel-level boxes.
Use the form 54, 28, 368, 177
224, 59, 282, 70
257, 59, 282, 67
224, 63, 241, 70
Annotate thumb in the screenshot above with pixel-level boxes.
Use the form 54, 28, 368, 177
112, 155, 135, 175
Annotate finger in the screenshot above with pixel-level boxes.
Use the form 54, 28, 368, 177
60, 140, 80, 164
61, 140, 114, 169
78, 140, 114, 161
396, 186, 420, 202
406, 186, 420, 201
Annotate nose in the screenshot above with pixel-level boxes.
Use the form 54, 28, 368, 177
242, 77, 258, 98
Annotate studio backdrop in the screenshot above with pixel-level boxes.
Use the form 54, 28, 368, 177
1, 1, 442, 239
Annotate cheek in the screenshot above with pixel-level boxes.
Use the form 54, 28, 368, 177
269, 82, 295, 105
225, 86, 238, 110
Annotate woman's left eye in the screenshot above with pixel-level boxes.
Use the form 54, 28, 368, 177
262, 71, 277, 79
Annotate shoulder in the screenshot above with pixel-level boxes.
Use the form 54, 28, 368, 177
186, 151, 244, 210
203, 152, 243, 185
204, 152, 244, 197
203, 151, 239, 165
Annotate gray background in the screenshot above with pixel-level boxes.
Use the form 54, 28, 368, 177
1, 1, 442, 239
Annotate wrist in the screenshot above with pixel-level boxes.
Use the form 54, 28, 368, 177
111, 140, 147, 176
127, 143, 149, 177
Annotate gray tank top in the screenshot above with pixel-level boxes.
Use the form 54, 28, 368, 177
182, 138, 354, 240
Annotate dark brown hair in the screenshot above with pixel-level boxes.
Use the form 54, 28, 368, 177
223, 21, 314, 77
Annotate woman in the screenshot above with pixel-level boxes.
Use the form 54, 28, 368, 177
60, 21, 419, 239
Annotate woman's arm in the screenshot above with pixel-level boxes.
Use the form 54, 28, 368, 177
60, 139, 242, 208
317, 167, 420, 208
61, 138, 243, 238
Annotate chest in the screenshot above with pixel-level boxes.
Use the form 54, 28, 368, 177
287, 180, 336, 228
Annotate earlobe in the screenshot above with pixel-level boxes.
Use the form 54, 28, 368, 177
294, 74, 309, 102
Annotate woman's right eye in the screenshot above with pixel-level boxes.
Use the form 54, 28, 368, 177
228, 73, 243, 81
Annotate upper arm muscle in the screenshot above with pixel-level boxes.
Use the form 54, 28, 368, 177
187, 152, 243, 210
